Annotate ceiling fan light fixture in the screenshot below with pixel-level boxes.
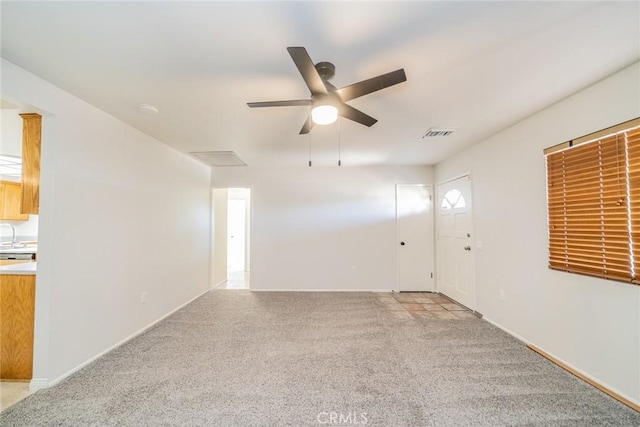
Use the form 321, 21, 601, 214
247, 47, 407, 134
311, 104, 338, 125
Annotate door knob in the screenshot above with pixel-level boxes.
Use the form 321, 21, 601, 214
400, 242, 405, 246
464, 246, 471, 251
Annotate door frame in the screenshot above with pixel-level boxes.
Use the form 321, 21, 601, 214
211, 186, 253, 290
227, 188, 252, 274
435, 173, 476, 310
395, 183, 435, 293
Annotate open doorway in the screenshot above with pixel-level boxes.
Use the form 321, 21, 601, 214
226, 188, 250, 289
211, 187, 251, 289
0, 104, 44, 404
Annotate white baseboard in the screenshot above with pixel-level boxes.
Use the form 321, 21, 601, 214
482, 316, 532, 345
211, 279, 228, 289
46, 290, 209, 388
29, 378, 48, 391
483, 316, 640, 408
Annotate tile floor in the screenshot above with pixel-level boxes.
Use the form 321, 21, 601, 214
0, 382, 32, 412
374, 291, 479, 320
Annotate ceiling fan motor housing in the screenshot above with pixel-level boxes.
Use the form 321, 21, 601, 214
315, 61, 335, 81
312, 91, 341, 108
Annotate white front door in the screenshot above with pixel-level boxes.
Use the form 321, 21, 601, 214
437, 175, 474, 308
396, 184, 434, 292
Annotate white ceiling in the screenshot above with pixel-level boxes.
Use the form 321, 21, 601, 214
1, 1, 638, 167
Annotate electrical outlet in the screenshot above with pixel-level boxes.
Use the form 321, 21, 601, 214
499, 290, 506, 301
351, 265, 358, 273
141, 292, 147, 304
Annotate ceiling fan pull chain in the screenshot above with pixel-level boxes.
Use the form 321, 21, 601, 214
338, 117, 342, 167
308, 132, 312, 167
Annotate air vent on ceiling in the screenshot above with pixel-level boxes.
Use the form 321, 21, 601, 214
189, 151, 247, 167
420, 128, 456, 139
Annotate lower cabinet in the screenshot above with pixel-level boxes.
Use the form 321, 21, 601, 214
0, 274, 35, 380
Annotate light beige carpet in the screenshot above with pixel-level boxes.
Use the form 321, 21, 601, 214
2, 291, 638, 426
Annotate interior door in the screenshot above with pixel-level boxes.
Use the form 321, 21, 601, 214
437, 175, 474, 308
227, 199, 246, 272
396, 184, 434, 292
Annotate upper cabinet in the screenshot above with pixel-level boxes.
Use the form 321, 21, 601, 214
0, 180, 28, 221
20, 113, 41, 215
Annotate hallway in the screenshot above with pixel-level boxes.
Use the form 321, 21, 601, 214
215, 270, 249, 289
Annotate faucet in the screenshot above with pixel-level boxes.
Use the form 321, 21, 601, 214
0, 223, 18, 247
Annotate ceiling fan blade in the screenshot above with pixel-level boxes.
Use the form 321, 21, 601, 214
339, 104, 377, 127
336, 69, 406, 102
299, 115, 314, 134
247, 100, 311, 108
287, 47, 328, 96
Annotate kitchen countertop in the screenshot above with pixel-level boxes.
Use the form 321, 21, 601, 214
0, 261, 36, 275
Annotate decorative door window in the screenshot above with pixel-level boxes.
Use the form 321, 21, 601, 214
441, 189, 466, 210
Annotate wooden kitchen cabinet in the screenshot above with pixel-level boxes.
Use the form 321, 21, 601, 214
20, 113, 41, 215
0, 274, 35, 380
0, 180, 29, 221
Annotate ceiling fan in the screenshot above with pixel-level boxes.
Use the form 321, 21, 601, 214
247, 47, 407, 134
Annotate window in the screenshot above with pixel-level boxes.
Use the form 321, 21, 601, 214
545, 117, 640, 284
441, 189, 466, 210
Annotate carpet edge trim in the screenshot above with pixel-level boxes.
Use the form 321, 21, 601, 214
528, 344, 640, 412
29, 378, 48, 392
482, 316, 532, 344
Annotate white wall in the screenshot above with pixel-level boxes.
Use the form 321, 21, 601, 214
213, 165, 433, 291
1, 59, 212, 385
1, 108, 22, 157
435, 62, 640, 403
211, 188, 228, 287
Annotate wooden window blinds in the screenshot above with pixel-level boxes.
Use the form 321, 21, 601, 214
545, 118, 640, 285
